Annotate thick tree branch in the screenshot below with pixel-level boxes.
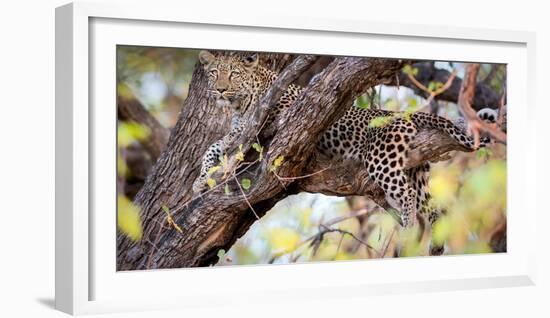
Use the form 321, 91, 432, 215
297, 126, 473, 208
389, 62, 502, 110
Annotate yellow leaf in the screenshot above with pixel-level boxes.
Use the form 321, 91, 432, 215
117, 82, 134, 100
334, 251, 353, 261
268, 227, 301, 254
273, 155, 284, 167
118, 121, 151, 147
162, 205, 183, 233
207, 178, 216, 188
117, 153, 128, 177
207, 166, 221, 175
117, 195, 143, 241
167, 217, 183, 233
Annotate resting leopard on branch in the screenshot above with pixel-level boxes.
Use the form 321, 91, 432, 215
192, 50, 494, 256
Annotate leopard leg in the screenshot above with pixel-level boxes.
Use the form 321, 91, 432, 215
193, 115, 244, 194
366, 119, 419, 227
192, 140, 224, 193
366, 155, 418, 227
426, 209, 445, 256
408, 163, 445, 255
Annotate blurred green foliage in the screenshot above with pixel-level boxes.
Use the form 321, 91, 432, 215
117, 121, 151, 241
117, 45, 199, 127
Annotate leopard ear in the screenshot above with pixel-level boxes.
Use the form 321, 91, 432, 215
242, 53, 259, 70
198, 50, 215, 68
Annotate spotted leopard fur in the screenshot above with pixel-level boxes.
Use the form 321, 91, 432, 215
193, 51, 492, 255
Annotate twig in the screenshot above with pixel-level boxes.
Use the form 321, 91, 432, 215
407, 70, 457, 110
272, 166, 332, 181
333, 233, 346, 260
318, 224, 380, 255
270, 208, 380, 262
233, 175, 261, 220
324, 208, 369, 227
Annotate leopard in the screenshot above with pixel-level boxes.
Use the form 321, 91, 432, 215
192, 50, 493, 255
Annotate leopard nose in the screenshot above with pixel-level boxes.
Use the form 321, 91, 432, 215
217, 88, 227, 94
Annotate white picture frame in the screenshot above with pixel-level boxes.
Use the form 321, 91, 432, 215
55, 1, 537, 315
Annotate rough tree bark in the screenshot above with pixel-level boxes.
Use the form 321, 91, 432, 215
117, 56, 480, 270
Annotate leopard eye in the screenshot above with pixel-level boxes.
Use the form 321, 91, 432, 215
231, 70, 241, 77
209, 69, 218, 76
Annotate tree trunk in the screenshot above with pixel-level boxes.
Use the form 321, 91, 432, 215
117, 56, 478, 270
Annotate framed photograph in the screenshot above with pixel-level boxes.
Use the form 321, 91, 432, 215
56, 1, 537, 315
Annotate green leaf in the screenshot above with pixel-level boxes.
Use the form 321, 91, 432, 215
402, 65, 418, 76
161, 205, 170, 214
224, 183, 232, 195
252, 143, 262, 153
476, 147, 492, 159
241, 178, 251, 190
355, 94, 371, 109
217, 249, 226, 260
117, 195, 143, 241
428, 81, 436, 92
252, 143, 263, 161
369, 116, 393, 128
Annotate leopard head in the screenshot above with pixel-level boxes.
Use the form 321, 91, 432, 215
198, 50, 260, 113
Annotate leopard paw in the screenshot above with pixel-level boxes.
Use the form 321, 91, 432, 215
192, 177, 208, 194
429, 243, 445, 256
